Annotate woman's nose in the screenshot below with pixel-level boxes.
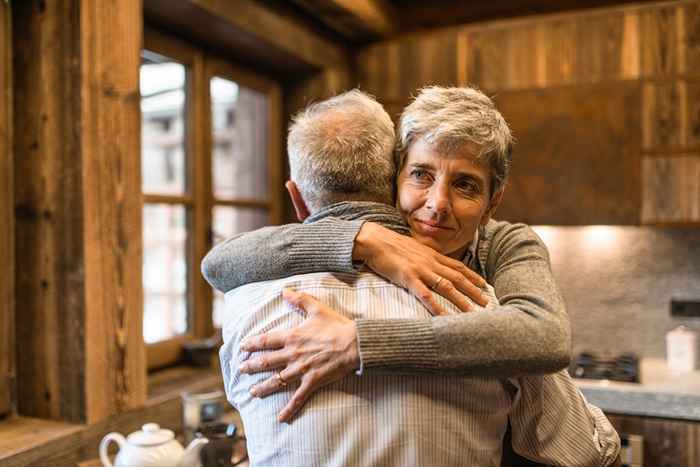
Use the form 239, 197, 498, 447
426, 185, 450, 215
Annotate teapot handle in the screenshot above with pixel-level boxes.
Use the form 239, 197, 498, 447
99, 432, 126, 467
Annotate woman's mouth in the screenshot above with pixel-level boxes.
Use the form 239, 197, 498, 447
414, 219, 453, 234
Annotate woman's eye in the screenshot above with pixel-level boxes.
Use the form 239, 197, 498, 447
410, 169, 428, 179
456, 181, 479, 194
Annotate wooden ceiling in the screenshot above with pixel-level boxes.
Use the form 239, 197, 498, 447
288, 0, 663, 43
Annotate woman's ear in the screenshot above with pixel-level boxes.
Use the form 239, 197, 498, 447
481, 187, 505, 225
286, 180, 310, 221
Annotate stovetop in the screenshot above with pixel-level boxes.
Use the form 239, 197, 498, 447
571, 351, 640, 383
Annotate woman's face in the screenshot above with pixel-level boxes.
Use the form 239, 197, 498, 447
397, 138, 503, 259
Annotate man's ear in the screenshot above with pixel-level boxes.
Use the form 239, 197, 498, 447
480, 186, 505, 226
286, 180, 310, 221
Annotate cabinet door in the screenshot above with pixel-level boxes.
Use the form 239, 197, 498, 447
607, 414, 700, 467
493, 83, 642, 225
641, 156, 700, 223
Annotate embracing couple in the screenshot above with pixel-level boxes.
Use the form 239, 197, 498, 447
202, 87, 621, 466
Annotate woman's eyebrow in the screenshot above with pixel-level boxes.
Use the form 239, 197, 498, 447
409, 162, 434, 170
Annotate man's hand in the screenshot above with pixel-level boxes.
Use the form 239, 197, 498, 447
239, 289, 359, 423
353, 222, 488, 316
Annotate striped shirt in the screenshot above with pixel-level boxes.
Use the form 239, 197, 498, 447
220, 272, 620, 467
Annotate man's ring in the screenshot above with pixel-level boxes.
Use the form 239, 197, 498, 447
432, 276, 445, 291
276, 372, 288, 387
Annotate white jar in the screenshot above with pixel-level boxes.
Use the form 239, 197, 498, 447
666, 325, 697, 372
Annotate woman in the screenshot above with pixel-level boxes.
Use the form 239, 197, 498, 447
203, 86, 571, 421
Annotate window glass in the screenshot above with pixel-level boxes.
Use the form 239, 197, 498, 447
143, 204, 189, 343
211, 206, 268, 328
211, 77, 268, 201
141, 51, 187, 195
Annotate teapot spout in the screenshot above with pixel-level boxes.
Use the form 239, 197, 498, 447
177, 438, 209, 467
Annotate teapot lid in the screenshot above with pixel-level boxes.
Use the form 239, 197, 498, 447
127, 423, 175, 446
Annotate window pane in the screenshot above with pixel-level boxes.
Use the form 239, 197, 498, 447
141, 51, 187, 195
211, 77, 268, 200
143, 203, 189, 343
211, 206, 269, 328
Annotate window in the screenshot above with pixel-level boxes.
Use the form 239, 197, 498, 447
208, 67, 280, 327
140, 30, 282, 369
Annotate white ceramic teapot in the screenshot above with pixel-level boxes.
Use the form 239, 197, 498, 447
99, 422, 208, 467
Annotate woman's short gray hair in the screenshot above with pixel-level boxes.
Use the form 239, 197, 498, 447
288, 89, 395, 212
397, 86, 513, 196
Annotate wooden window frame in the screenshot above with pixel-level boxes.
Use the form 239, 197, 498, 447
143, 28, 282, 370
0, 0, 14, 418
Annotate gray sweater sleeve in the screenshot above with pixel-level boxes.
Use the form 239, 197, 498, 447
201, 217, 365, 292
202, 218, 571, 377
356, 222, 571, 376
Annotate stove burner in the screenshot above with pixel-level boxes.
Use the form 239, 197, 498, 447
571, 351, 640, 383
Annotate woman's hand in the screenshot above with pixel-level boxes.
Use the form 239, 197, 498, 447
239, 289, 359, 423
353, 222, 488, 316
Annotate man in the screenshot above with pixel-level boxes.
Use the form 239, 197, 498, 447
215, 90, 619, 466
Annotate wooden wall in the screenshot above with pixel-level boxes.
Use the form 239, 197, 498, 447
356, 1, 700, 225
0, 0, 14, 419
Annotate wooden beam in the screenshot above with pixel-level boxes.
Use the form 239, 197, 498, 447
291, 0, 397, 40
80, 0, 146, 423
143, 0, 349, 74
13, 0, 145, 424
0, 0, 14, 418
330, 0, 396, 36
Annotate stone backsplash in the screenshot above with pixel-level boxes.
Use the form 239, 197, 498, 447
531, 226, 700, 358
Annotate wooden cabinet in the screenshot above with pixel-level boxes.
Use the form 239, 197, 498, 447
493, 83, 642, 225
607, 414, 700, 467
641, 156, 700, 223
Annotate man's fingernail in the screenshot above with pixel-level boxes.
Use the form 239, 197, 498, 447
249, 387, 258, 396
240, 363, 249, 373
241, 340, 250, 350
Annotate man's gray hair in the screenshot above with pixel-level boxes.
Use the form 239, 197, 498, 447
288, 90, 395, 212
397, 86, 513, 196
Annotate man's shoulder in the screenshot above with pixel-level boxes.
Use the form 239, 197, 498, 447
225, 270, 396, 300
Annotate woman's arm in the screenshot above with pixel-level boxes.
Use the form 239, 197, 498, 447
355, 222, 571, 376
201, 217, 364, 293
202, 218, 486, 313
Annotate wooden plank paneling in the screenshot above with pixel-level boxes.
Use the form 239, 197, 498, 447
576, 12, 625, 84
494, 83, 642, 225
466, 27, 509, 92
0, 0, 13, 418
642, 81, 687, 150
80, 0, 146, 423
640, 4, 682, 77
13, 0, 145, 424
684, 1, 700, 75
687, 79, 700, 146
641, 155, 700, 223
607, 414, 700, 467
541, 18, 579, 87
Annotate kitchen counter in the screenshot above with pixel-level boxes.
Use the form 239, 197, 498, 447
574, 358, 700, 421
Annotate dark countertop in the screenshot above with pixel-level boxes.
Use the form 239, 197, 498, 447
574, 358, 700, 422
